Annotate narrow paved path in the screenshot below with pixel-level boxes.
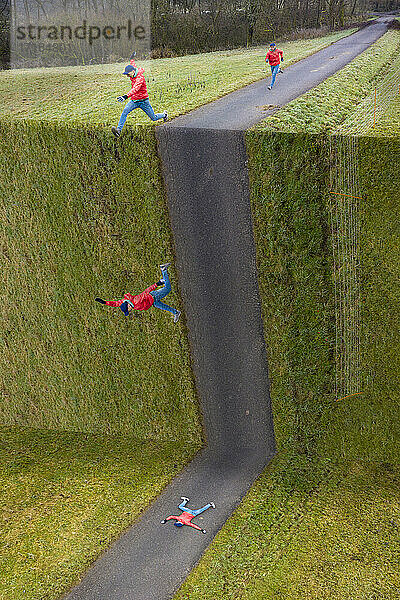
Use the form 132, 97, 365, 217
63, 17, 391, 600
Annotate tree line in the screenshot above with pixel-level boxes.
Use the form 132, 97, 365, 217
151, 0, 376, 56
1, 0, 399, 68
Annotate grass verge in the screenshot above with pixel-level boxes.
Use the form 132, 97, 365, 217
173, 453, 400, 600
0, 426, 200, 600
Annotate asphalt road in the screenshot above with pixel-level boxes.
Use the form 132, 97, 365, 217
63, 17, 391, 600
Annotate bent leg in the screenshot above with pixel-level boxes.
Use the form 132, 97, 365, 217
139, 98, 165, 121
178, 500, 188, 511
152, 268, 172, 301
117, 100, 138, 130
152, 299, 179, 316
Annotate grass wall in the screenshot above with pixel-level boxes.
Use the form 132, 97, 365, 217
321, 135, 400, 459
0, 121, 203, 443
246, 129, 399, 461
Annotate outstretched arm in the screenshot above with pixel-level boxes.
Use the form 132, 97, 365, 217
104, 298, 124, 307
187, 522, 203, 531
129, 50, 137, 65
95, 297, 124, 307
161, 515, 178, 523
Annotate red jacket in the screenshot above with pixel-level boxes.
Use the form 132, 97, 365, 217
105, 284, 158, 311
126, 59, 149, 100
265, 49, 283, 66
166, 512, 202, 532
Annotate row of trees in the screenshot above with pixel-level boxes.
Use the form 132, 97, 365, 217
1, 0, 399, 67
151, 0, 376, 55
0, 0, 9, 68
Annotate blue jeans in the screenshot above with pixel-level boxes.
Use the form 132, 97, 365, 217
117, 98, 165, 130
270, 64, 279, 87
179, 500, 213, 516
150, 268, 179, 316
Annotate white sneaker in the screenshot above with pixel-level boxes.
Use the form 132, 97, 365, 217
163, 111, 168, 122
181, 497, 190, 502
160, 262, 171, 270
210, 502, 216, 509
173, 311, 181, 323
268, 85, 272, 90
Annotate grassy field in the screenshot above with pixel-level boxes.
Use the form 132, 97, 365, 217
246, 131, 334, 456
173, 453, 400, 600
0, 28, 366, 597
174, 47, 399, 600
0, 426, 199, 600
254, 29, 400, 133
0, 29, 357, 125
0, 122, 203, 440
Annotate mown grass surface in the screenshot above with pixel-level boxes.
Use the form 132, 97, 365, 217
0, 426, 199, 600
369, 95, 400, 136
254, 30, 400, 133
0, 121, 202, 441
246, 129, 399, 463
0, 29, 356, 125
246, 131, 334, 455
173, 453, 400, 600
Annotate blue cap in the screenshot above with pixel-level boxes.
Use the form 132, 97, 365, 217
123, 64, 137, 75
270, 42, 276, 47
174, 522, 184, 527
120, 301, 129, 316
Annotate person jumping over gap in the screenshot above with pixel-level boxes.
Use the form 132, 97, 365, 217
112, 51, 168, 138
95, 263, 181, 322
265, 42, 284, 90
161, 497, 216, 534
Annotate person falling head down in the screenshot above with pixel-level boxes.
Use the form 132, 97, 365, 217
95, 263, 181, 323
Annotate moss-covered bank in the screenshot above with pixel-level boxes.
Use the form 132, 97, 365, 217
245, 129, 399, 462
0, 121, 203, 443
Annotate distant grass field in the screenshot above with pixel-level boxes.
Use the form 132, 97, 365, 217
254, 30, 400, 133
174, 453, 400, 600
0, 29, 357, 125
0, 426, 199, 600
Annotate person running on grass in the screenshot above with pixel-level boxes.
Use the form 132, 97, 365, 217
161, 497, 216, 534
112, 51, 168, 138
95, 263, 181, 322
265, 42, 284, 90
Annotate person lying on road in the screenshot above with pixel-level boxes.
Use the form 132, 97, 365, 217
161, 497, 216, 534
